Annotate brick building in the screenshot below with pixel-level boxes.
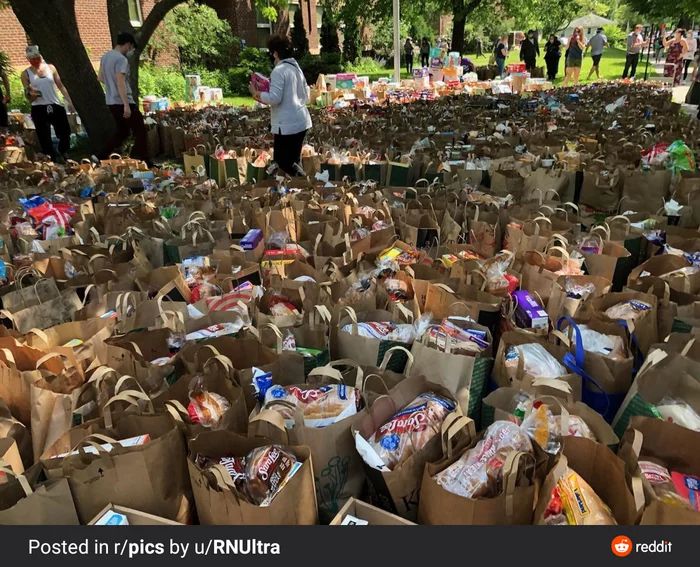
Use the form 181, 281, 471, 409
0, 0, 321, 70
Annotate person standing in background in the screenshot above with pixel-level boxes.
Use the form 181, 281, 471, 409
420, 38, 430, 67
585, 27, 608, 80
654, 32, 665, 62
544, 34, 562, 81
495, 35, 508, 78
20, 46, 73, 162
663, 28, 688, 86
249, 35, 312, 177
562, 27, 586, 86
97, 32, 150, 166
404, 38, 415, 74
683, 30, 697, 82
622, 24, 649, 79
476, 36, 484, 58
520, 30, 540, 73
0, 64, 10, 133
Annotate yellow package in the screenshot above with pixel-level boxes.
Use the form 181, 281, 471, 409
557, 469, 616, 525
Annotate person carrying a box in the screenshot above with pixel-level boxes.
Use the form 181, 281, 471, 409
249, 35, 312, 177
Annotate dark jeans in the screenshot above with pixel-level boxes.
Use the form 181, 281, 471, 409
684, 59, 693, 80
545, 56, 560, 80
31, 104, 71, 160
406, 54, 414, 74
524, 57, 536, 73
622, 53, 640, 78
496, 57, 506, 77
273, 129, 307, 177
421, 54, 429, 67
99, 104, 149, 162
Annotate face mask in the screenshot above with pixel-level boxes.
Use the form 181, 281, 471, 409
528, 34, 534, 38
127, 47, 135, 57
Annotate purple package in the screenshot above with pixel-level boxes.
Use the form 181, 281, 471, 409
240, 229, 263, 251
512, 289, 549, 330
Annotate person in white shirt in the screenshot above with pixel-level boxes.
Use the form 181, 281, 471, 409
683, 30, 697, 81
20, 45, 73, 162
249, 35, 312, 177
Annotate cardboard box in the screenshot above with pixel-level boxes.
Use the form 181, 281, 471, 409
0, 438, 24, 484
88, 504, 182, 526
330, 498, 415, 525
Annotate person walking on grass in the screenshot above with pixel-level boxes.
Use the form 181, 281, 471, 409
249, 35, 312, 177
476, 37, 484, 58
21, 46, 73, 163
562, 27, 585, 86
404, 38, 415, 74
96, 32, 150, 166
585, 27, 608, 80
622, 24, 649, 79
683, 30, 697, 82
520, 30, 540, 74
663, 28, 688, 86
420, 38, 430, 68
495, 35, 508, 78
544, 34, 562, 81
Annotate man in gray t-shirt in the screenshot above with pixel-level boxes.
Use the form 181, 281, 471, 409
96, 31, 150, 165
586, 28, 608, 80
622, 24, 649, 79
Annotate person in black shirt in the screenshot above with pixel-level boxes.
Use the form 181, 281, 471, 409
520, 30, 540, 73
544, 34, 562, 80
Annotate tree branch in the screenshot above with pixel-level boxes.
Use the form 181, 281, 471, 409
137, 0, 189, 47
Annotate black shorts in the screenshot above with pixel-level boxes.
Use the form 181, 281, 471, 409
0, 101, 8, 128
592, 54, 602, 66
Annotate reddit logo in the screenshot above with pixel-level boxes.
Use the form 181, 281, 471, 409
612, 536, 633, 557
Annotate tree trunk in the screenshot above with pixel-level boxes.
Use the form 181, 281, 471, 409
9, 0, 114, 152
451, 11, 466, 54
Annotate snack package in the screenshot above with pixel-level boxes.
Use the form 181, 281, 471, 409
365, 393, 457, 470
543, 467, 617, 525
341, 321, 397, 339
655, 397, 700, 432
504, 343, 567, 382
570, 324, 627, 359
638, 460, 692, 509
604, 300, 651, 322
245, 445, 301, 506
482, 251, 516, 296
187, 375, 231, 427
521, 402, 560, 454
263, 384, 361, 428
433, 420, 533, 499
671, 471, 700, 511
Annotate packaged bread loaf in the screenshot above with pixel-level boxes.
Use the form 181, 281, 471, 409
366, 392, 456, 470
604, 300, 651, 322
188, 375, 230, 427
263, 384, 361, 428
504, 343, 567, 383
433, 420, 533, 499
245, 445, 301, 506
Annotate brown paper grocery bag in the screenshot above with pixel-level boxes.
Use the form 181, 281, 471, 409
351, 374, 460, 521
419, 418, 543, 525
57, 418, 191, 524
187, 430, 318, 525
0, 463, 80, 525
619, 417, 700, 525
534, 438, 636, 525
546, 274, 612, 323
0, 399, 32, 469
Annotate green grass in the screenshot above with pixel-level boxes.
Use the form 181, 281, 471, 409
465, 46, 658, 85
222, 96, 256, 107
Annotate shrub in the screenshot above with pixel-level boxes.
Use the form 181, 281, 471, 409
320, 6, 341, 55
603, 25, 627, 49
139, 65, 186, 100
298, 53, 343, 85
342, 19, 361, 64
345, 57, 386, 75
6, 73, 31, 114
291, 9, 310, 60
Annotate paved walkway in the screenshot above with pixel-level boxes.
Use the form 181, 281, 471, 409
648, 60, 697, 117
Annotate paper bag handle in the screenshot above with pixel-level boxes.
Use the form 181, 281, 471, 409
378, 346, 414, 375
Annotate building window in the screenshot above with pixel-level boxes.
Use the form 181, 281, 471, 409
256, 3, 273, 47
128, 0, 143, 27
317, 4, 323, 29
289, 2, 298, 28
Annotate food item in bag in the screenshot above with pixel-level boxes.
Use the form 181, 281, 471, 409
245, 445, 301, 506
543, 467, 616, 525
671, 471, 700, 511
433, 420, 533, 498
638, 460, 692, 509
187, 375, 231, 427
604, 300, 651, 322
367, 393, 456, 470
554, 415, 596, 440
571, 324, 627, 360
341, 320, 397, 338
263, 384, 361, 427
655, 397, 700, 432
504, 343, 567, 383
197, 453, 249, 496
521, 402, 561, 454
